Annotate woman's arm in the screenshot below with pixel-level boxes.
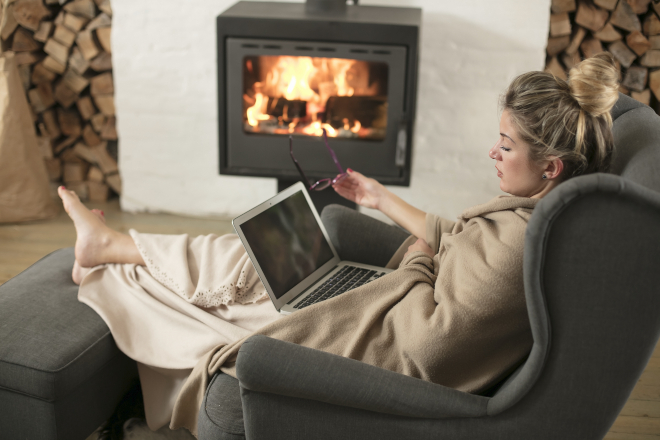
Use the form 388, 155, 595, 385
332, 169, 428, 241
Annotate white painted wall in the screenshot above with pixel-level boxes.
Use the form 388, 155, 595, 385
112, 0, 550, 221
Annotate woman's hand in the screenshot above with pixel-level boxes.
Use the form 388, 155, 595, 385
404, 238, 435, 259
332, 169, 386, 210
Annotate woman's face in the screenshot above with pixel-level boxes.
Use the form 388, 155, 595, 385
489, 109, 548, 198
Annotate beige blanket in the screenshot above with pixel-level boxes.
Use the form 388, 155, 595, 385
78, 231, 283, 429
170, 195, 538, 435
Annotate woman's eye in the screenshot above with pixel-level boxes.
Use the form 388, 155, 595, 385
500, 146, 511, 152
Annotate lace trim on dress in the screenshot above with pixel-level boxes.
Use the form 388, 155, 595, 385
132, 235, 268, 307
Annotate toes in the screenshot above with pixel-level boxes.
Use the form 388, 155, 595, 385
58, 186, 81, 205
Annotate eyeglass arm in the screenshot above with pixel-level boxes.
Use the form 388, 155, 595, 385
290, 136, 313, 189
323, 129, 345, 174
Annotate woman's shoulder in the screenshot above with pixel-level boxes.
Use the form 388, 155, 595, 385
458, 195, 539, 222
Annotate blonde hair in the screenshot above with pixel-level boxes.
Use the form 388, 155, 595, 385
501, 52, 620, 179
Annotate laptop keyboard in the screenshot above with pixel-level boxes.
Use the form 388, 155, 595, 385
293, 266, 386, 310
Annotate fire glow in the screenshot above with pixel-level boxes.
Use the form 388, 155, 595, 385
243, 55, 388, 139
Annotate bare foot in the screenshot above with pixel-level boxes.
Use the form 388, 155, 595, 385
71, 209, 106, 285
58, 186, 116, 270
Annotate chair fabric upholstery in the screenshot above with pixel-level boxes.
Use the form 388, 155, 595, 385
199, 93, 660, 439
0, 248, 138, 440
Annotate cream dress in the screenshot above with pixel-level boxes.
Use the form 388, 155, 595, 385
77, 230, 282, 430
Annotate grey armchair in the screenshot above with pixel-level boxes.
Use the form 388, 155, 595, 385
197, 93, 660, 439
0, 94, 658, 440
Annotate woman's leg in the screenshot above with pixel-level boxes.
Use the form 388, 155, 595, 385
58, 186, 145, 285
320, 204, 411, 267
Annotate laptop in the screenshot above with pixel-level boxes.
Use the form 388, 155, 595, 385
233, 181, 393, 315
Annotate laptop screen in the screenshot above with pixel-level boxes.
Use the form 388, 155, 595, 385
239, 190, 335, 299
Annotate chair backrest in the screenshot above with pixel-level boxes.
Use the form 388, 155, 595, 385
610, 93, 660, 190
483, 94, 660, 438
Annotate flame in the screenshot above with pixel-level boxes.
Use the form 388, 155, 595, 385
245, 56, 383, 138
246, 85, 271, 127
302, 121, 337, 137
261, 56, 357, 104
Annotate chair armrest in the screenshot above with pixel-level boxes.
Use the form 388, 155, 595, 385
235, 335, 489, 419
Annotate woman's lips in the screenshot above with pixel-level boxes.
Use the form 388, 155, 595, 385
496, 167, 503, 177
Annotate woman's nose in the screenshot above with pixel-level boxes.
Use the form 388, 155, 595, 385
489, 145, 499, 160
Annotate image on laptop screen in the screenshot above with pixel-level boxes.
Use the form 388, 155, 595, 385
240, 190, 335, 299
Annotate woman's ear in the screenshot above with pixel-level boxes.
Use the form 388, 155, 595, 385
544, 156, 564, 180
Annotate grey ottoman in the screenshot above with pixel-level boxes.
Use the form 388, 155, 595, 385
0, 248, 138, 440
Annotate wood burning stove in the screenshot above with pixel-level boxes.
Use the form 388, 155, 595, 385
217, 0, 421, 205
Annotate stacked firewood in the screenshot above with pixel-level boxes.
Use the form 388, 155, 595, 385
0, 0, 120, 202
545, 0, 660, 114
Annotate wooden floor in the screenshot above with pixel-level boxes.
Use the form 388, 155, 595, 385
1, 199, 658, 439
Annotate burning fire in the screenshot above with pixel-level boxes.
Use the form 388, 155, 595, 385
244, 55, 386, 139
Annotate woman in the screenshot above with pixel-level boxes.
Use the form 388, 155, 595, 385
58, 53, 619, 434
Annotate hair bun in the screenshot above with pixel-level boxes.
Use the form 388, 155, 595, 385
568, 52, 620, 119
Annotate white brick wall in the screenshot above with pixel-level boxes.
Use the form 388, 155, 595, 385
112, 0, 550, 221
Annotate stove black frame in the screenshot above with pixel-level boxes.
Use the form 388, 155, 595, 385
217, 1, 421, 186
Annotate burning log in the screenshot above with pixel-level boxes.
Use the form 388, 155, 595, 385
325, 96, 388, 131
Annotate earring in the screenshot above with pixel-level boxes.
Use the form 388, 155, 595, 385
542, 174, 547, 179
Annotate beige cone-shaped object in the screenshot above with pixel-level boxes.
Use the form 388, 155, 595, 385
0, 52, 58, 223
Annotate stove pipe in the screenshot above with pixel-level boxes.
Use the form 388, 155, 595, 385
305, 0, 351, 13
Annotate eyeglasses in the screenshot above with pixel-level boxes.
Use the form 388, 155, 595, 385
289, 128, 348, 191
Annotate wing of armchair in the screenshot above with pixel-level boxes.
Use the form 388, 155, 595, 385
198, 94, 660, 439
